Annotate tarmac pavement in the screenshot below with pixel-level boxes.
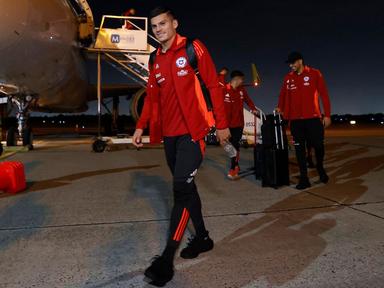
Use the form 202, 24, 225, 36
0, 134, 383, 288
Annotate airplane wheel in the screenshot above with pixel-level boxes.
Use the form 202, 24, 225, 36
130, 88, 146, 121
6, 127, 17, 146
0, 143, 3, 156
23, 128, 33, 147
92, 139, 106, 153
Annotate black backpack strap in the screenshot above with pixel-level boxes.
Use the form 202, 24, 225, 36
186, 38, 197, 72
148, 49, 158, 70
185, 38, 213, 111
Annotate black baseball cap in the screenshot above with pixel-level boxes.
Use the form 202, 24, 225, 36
286, 51, 303, 64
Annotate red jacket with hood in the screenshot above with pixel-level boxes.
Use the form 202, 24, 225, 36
136, 34, 228, 143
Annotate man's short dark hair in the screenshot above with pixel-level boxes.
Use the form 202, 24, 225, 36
149, 6, 176, 20
230, 70, 245, 79
286, 51, 304, 64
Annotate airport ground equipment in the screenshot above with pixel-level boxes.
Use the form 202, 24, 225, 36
253, 108, 266, 179
0, 161, 26, 194
86, 15, 158, 152
234, 107, 264, 178
92, 135, 151, 153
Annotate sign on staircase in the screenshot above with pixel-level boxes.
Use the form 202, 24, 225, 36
95, 28, 148, 50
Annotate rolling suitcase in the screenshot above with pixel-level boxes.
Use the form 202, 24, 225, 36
260, 111, 290, 188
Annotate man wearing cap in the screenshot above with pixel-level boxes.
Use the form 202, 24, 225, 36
224, 70, 257, 179
277, 51, 331, 189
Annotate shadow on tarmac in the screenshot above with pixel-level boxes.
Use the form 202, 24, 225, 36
173, 143, 384, 287
89, 142, 384, 287
0, 165, 160, 199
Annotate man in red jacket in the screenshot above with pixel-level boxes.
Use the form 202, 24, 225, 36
121, 8, 136, 29
224, 70, 257, 179
132, 6, 230, 286
277, 51, 331, 190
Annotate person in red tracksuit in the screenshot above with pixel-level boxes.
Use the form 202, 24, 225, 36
277, 51, 331, 190
122, 8, 136, 29
132, 6, 230, 286
224, 70, 257, 179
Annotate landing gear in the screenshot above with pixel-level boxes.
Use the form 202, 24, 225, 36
5, 94, 35, 149
5, 127, 33, 149
6, 126, 17, 146
22, 127, 33, 150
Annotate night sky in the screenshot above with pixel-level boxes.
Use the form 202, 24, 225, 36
87, 0, 384, 115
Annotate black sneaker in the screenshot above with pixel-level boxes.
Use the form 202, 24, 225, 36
180, 233, 214, 259
144, 256, 174, 287
319, 171, 329, 184
296, 177, 311, 190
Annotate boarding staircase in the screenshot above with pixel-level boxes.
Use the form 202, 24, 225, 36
82, 14, 159, 151
70, 0, 155, 84
86, 15, 159, 86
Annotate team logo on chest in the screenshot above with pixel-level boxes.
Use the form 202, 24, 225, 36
303, 76, 310, 86
176, 57, 187, 68
287, 78, 297, 90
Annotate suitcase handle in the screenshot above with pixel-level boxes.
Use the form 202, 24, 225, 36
273, 110, 285, 150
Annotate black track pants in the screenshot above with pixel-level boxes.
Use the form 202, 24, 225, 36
163, 134, 207, 248
290, 118, 325, 178
229, 127, 243, 168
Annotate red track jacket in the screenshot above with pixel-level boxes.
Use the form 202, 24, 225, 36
278, 66, 331, 120
224, 83, 256, 128
136, 34, 228, 143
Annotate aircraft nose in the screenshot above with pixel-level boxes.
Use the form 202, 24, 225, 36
0, 0, 29, 51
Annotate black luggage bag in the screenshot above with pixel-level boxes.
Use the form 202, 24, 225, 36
255, 111, 290, 188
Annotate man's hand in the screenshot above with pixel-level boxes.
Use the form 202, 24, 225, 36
216, 128, 231, 146
274, 107, 282, 115
323, 116, 331, 128
132, 128, 144, 148
251, 110, 259, 117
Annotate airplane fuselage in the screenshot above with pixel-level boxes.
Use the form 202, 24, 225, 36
0, 0, 88, 112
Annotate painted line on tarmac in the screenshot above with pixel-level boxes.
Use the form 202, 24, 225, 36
350, 142, 384, 150
1, 200, 383, 232
305, 191, 384, 220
